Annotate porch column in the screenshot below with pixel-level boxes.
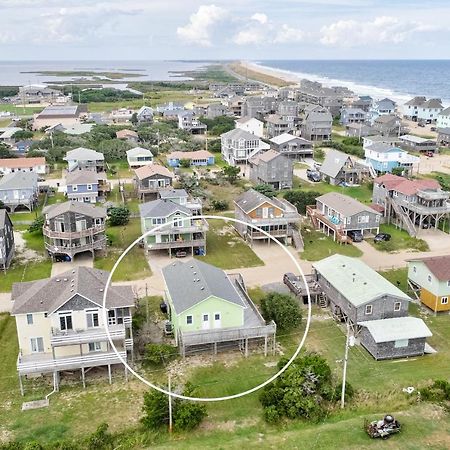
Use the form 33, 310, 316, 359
81, 367, 86, 388
124, 365, 128, 382
18, 374, 24, 396
244, 338, 248, 357
108, 365, 112, 384
264, 336, 268, 357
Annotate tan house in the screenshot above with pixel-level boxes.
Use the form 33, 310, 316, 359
0, 157, 47, 175
234, 189, 302, 247
134, 164, 173, 200
11, 267, 135, 394
116, 129, 138, 143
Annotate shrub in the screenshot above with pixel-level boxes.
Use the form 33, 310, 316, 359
28, 215, 44, 233
107, 206, 130, 226
144, 343, 178, 366
254, 184, 277, 198
211, 199, 229, 211
86, 423, 113, 450
263, 405, 282, 424
284, 190, 320, 215
260, 292, 302, 331
179, 159, 191, 168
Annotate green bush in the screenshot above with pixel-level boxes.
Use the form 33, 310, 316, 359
107, 206, 130, 226
144, 343, 178, 366
254, 184, 277, 198
86, 423, 113, 450
284, 190, 320, 215
263, 405, 282, 424
28, 215, 44, 233
260, 292, 302, 331
179, 159, 191, 168
211, 199, 229, 211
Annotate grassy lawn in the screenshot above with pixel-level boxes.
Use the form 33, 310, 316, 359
300, 228, 363, 261
291, 179, 374, 205
0, 104, 44, 115
93, 218, 151, 282
108, 159, 133, 178
0, 259, 52, 292
368, 224, 429, 252
203, 181, 246, 211
379, 267, 409, 293
294, 162, 310, 169
196, 219, 264, 269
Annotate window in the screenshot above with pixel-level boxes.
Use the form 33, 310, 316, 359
26, 314, 33, 325
59, 312, 73, 331
413, 266, 417, 273
87, 184, 92, 191
394, 339, 409, 348
428, 274, 432, 283
186, 315, 193, 325
394, 302, 401, 312
30, 337, 44, 353
365, 305, 373, 315
173, 215, 183, 228
86, 309, 99, 328
214, 313, 220, 321
88, 342, 101, 352
72, 185, 78, 192
447, 280, 450, 287
441, 297, 449, 305
255, 208, 262, 218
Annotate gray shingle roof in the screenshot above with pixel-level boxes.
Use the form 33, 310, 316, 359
0, 209, 10, 228
316, 192, 380, 217
366, 143, 401, 153
139, 199, 191, 218
11, 267, 134, 315
320, 149, 352, 178
158, 189, 188, 200
0, 171, 38, 190
234, 189, 275, 214
358, 317, 432, 343
126, 147, 153, 158
43, 201, 106, 220
221, 128, 260, 141
64, 147, 104, 161
66, 170, 99, 185
270, 133, 311, 145
162, 260, 245, 315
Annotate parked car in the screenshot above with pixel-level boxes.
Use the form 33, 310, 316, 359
306, 169, 321, 182
418, 122, 425, 128
374, 233, 391, 243
430, 126, 437, 132
347, 230, 363, 242
425, 151, 434, 157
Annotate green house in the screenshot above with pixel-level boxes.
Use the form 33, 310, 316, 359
139, 199, 207, 257
162, 260, 276, 355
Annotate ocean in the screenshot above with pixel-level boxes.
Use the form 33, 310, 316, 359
0, 60, 209, 86
255, 60, 450, 105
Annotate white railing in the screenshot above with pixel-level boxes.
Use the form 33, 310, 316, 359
43, 225, 105, 239
45, 238, 106, 254
17, 351, 127, 375
50, 324, 125, 346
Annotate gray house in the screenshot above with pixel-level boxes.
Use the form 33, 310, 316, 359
372, 115, 403, 136
340, 108, 367, 126
64, 147, 105, 173
307, 192, 381, 242
0, 171, 39, 212
206, 104, 229, 119
312, 255, 432, 359
136, 106, 154, 124
269, 133, 313, 160
249, 150, 293, 190
134, 164, 173, 200
320, 149, 369, 186
358, 317, 432, 360
0, 209, 14, 271
42, 201, 107, 260
301, 106, 332, 141
265, 114, 290, 138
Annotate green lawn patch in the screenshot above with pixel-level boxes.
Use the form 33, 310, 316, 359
21, 230, 45, 254
196, 219, 264, 269
300, 228, 363, 261
378, 267, 409, 294
368, 224, 429, 252
0, 259, 52, 292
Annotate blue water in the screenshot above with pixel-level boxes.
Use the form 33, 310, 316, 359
256, 60, 450, 104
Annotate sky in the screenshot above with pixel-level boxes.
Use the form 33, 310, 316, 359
0, 0, 450, 60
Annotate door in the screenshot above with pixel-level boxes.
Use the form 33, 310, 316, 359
76, 220, 87, 232
213, 313, 221, 328
262, 207, 269, 218
202, 313, 210, 330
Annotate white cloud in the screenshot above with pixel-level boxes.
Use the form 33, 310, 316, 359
251, 13, 268, 25
320, 16, 440, 47
177, 4, 227, 47
274, 24, 305, 43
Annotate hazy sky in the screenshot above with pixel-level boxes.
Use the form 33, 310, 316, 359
1, 0, 449, 60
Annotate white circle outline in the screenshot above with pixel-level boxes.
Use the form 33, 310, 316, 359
102, 214, 311, 402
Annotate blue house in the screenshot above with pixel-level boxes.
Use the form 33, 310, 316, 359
166, 150, 215, 168
66, 170, 100, 203
364, 142, 419, 175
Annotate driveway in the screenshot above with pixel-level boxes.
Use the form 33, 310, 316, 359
51, 252, 94, 277
0, 293, 12, 313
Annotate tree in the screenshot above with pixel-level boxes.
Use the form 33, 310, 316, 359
260, 292, 302, 331
179, 159, 191, 168
12, 130, 34, 141
28, 216, 44, 234
254, 184, 276, 198
284, 190, 320, 215
108, 206, 130, 226
130, 112, 138, 126
141, 383, 207, 432
259, 353, 335, 423
0, 144, 16, 159
211, 199, 229, 211
208, 138, 221, 153
221, 165, 240, 184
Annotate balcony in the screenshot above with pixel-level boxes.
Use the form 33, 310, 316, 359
149, 219, 209, 235
43, 224, 106, 239
17, 350, 127, 375
50, 324, 126, 347
45, 237, 106, 255
147, 238, 206, 250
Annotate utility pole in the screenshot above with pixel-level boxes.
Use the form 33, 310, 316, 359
168, 373, 173, 433
341, 321, 354, 409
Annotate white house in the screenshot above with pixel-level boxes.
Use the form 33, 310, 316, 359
417, 99, 443, 123
437, 107, 450, 129
126, 147, 154, 168
0, 157, 47, 175
220, 128, 270, 166
235, 117, 264, 138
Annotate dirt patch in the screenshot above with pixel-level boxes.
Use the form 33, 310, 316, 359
14, 231, 44, 262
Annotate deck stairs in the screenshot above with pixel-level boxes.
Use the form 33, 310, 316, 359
387, 197, 417, 237
318, 293, 328, 309
291, 228, 304, 250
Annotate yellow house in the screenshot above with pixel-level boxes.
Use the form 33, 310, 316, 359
11, 267, 135, 394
